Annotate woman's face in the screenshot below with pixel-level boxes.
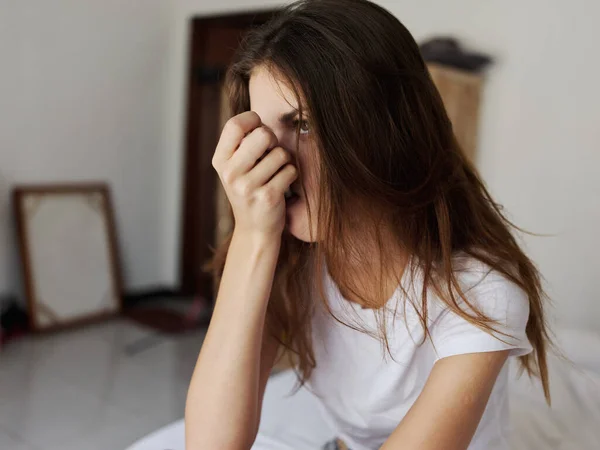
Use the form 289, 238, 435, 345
249, 66, 318, 242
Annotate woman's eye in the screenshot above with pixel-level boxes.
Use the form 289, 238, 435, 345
293, 119, 310, 135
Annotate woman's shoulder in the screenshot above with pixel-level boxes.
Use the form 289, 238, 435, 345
433, 254, 530, 324
452, 255, 526, 297
405, 255, 527, 305
388, 255, 533, 359
413, 255, 534, 360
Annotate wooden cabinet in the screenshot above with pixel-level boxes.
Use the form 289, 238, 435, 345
427, 63, 484, 162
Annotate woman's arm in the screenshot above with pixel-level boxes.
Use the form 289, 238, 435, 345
185, 111, 297, 450
380, 350, 510, 450
185, 230, 280, 450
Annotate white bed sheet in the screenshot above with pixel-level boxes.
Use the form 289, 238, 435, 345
126, 329, 600, 450
508, 329, 600, 449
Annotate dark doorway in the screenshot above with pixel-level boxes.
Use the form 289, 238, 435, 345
179, 11, 275, 302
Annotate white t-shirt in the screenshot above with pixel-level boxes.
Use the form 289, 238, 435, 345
307, 259, 532, 450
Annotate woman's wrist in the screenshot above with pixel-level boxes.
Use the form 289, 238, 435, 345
231, 227, 282, 252
215, 227, 281, 313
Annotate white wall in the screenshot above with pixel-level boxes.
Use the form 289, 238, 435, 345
163, 0, 600, 330
0, 0, 173, 295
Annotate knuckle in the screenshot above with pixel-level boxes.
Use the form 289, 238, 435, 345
236, 180, 252, 197
224, 116, 242, 135
259, 187, 278, 207
246, 111, 260, 123
272, 147, 288, 163
221, 167, 235, 185
225, 112, 261, 137
256, 126, 272, 143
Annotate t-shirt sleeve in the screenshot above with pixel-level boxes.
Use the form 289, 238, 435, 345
430, 271, 533, 361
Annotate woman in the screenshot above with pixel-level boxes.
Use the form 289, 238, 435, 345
185, 1, 550, 449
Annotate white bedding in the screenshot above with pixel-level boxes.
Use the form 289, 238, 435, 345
126, 329, 600, 450
508, 329, 600, 449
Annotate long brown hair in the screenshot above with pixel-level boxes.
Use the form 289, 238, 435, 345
211, 0, 551, 400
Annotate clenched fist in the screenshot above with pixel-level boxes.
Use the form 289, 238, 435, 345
212, 111, 298, 237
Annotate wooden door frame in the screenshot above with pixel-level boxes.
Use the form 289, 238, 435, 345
179, 11, 275, 300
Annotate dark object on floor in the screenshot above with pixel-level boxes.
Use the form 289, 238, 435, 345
0, 297, 29, 347
123, 295, 212, 334
420, 37, 493, 73
123, 286, 183, 308
124, 307, 192, 334
323, 438, 351, 450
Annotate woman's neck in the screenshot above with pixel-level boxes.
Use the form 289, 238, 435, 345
333, 226, 408, 309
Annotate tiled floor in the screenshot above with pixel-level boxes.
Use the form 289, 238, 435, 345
0, 318, 206, 450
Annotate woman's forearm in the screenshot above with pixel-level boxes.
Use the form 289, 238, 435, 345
185, 229, 281, 450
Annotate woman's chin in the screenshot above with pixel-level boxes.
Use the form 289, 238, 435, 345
285, 203, 315, 242
286, 226, 314, 243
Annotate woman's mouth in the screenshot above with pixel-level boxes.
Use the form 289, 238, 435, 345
284, 187, 300, 206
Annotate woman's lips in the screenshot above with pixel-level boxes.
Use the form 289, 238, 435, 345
285, 193, 300, 207
285, 184, 302, 199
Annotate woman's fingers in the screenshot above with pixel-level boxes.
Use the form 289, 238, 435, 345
245, 147, 292, 189
228, 126, 278, 175
263, 163, 298, 201
212, 111, 261, 168
212, 112, 292, 235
